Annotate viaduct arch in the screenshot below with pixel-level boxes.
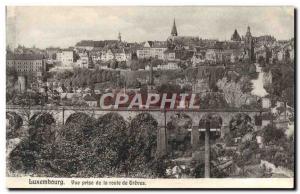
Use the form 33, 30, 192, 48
6, 105, 267, 157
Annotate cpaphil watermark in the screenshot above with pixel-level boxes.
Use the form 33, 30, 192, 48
99, 93, 200, 110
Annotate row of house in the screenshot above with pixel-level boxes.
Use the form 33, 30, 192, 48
9, 23, 294, 73
254, 40, 294, 64
135, 23, 256, 67
98, 48, 132, 62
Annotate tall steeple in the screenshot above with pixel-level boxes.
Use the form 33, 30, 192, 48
171, 18, 178, 36
118, 32, 122, 42
245, 26, 254, 62
246, 26, 252, 37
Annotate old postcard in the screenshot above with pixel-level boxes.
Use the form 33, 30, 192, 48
6, 6, 295, 189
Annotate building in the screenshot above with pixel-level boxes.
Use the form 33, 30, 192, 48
118, 32, 122, 42
100, 49, 121, 62
244, 26, 255, 62
192, 79, 210, 93
164, 49, 176, 61
16, 76, 26, 92
167, 19, 200, 50
45, 47, 60, 60
150, 43, 168, 59
174, 49, 194, 61
83, 95, 98, 107
89, 48, 102, 63
136, 42, 152, 59
101, 49, 114, 62
75, 40, 95, 51
230, 48, 247, 63
157, 62, 179, 70
13, 45, 45, 55
98, 48, 132, 63
137, 41, 167, 60
256, 35, 276, 45
124, 48, 133, 62
171, 18, 178, 36
231, 29, 242, 41
262, 97, 271, 109
205, 48, 222, 62
6, 53, 15, 68
114, 49, 127, 62
75, 37, 122, 51
6, 53, 46, 76
277, 42, 294, 62
255, 45, 271, 63
191, 47, 206, 66
56, 49, 74, 67
76, 52, 89, 68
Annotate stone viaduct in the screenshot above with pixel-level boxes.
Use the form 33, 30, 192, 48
6, 105, 268, 156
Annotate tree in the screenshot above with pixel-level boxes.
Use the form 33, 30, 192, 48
178, 61, 187, 69
90, 113, 129, 176
109, 59, 118, 69
8, 113, 57, 175
167, 113, 192, 158
193, 163, 205, 178
240, 76, 253, 93
262, 124, 285, 145
200, 92, 228, 109
6, 66, 18, 79
184, 67, 198, 82
64, 113, 96, 142
265, 62, 294, 107
46, 113, 98, 177
156, 83, 181, 94
235, 138, 259, 176
217, 77, 251, 108
127, 113, 159, 177
284, 135, 294, 170
6, 112, 23, 138
229, 113, 253, 138
129, 59, 148, 70
119, 61, 127, 69
28, 113, 56, 144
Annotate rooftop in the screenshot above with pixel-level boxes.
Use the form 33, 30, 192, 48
6, 53, 45, 60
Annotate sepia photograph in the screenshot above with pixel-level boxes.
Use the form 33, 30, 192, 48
5, 6, 295, 189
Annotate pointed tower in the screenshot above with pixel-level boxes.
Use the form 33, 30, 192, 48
118, 32, 122, 42
171, 18, 178, 36
245, 26, 254, 62
245, 26, 252, 42
231, 29, 241, 41
246, 26, 251, 36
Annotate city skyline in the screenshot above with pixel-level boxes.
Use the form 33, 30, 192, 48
6, 6, 294, 49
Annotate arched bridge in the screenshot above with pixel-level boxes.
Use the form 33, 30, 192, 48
6, 105, 269, 156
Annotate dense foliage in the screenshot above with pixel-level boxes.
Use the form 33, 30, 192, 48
8, 112, 167, 178
263, 62, 294, 107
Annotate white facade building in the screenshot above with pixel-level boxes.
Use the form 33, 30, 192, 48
56, 50, 74, 67
100, 49, 129, 62
157, 62, 179, 70
76, 52, 89, 68
137, 41, 167, 60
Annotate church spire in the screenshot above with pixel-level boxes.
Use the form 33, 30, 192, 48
171, 18, 178, 36
118, 32, 122, 42
246, 26, 252, 37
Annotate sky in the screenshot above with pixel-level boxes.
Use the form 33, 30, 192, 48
6, 6, 294, 49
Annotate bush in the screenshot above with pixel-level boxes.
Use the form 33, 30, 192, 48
262, 124, 285, 144
126, 113, 158, 176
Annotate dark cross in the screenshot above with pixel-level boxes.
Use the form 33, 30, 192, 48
204, 116, 211, 178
